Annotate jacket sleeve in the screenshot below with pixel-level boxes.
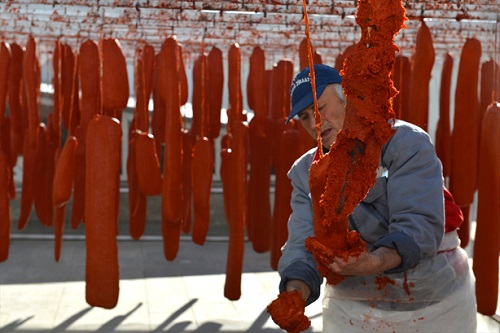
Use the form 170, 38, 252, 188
277, 153, 323, 305
375, 122, 445, 273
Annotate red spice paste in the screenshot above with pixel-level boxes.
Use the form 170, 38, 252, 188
268, 0, 406, 331
267, 290, 311, 333
305, 0, 407, 286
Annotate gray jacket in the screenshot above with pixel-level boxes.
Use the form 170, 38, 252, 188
278, 120, 448, 306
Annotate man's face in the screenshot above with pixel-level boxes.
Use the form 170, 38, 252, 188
297, 84, 346, 149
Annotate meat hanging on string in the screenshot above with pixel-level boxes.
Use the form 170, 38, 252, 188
221, 42, 248, 301
449, 38, 482, 248
85, 115, 122, 309
206, 46, 224, 140
7, 43, 25, 161
334, 44, 355, 72
270, 59, 300, 270
61, 44, 77, 133
127, 129, 147, 240
246, 45, 274, 251
101, 38, 129, 119
479, 59, 500, 139
71, 39, 101, 229
223, 120, 248, 301
0, 42, 14, 206
0, 151, 11, 262
17, 36, 40, 231
158, 36, 183, 261
53, 48, 80, 261
159, 36, 183, 225
296, 39, 317, 156
181, 128, 193, 234
191, 50, 215, 246
473, 101, 500, 316
133, 43, 162, 198
32, 123, 53, 227
435, 53, 454, 179
0, 42, 12, 262
406, 21, 435, 132
129, 46, 160, 239
391, 54, 411, 121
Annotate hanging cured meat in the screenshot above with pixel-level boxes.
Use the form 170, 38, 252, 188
191, 55, 204, 139
191, 137, 214, 245
220, 134, 232, 225
0, 120, 15, 203
17, 36, 40, 230
247, 115, 274, 252
181, 129, 193, 234
271, 126, 300, 270
61, 44, 76, 133
53, 48, 80, 260
127, 129, 147, 240
407, 21, 435, 132
7, 43, 25, 160
228, 43, 244, 129
157, 36, 183, 260
0, 42, 10, 127
0, 151, 11, 262
435, 53, 454, 179
159, 36, 182, 224
79, 40, 101, 129
391, 55, 411, 120
334, 44, 355, 72
207, 46, 223, 140
71, 39, 101, 228
191, 52, 215, 246
135, 132, 162, 196
224, 121, 248, 301
133, 42, 161, 198
52, 135, 78, 260
246, 45, 273, 250
151, 55, 165, 151
479, 59, 500, 137
269, 60, 292, 121
0, 42, 14, 218
32, 123, 53, 227
247, 46, 267, 118
295, 40, 317, 156
0, 41, 12, 260
270, 59, 299, 269
85, 115, 121, 309
127, 68, 148, 243
449, 38, 482, 247
101, 38, 129, 118
299, 38, 310, 71
473, 102, 499, 316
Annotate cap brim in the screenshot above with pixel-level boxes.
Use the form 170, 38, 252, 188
286, 83, 328, 123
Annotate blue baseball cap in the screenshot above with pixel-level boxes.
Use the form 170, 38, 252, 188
287, 64, 342, 123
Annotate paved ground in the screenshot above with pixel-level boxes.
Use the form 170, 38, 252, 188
1, 227, 499, 332
0, 233, 324, 333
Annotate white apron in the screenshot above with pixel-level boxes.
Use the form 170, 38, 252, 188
322, 231, 477, 333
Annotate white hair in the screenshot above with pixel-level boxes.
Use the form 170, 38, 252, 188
333, 83, 346, 103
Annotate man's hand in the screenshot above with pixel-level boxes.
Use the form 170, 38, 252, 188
285, 279, 311, 302
324, 247, 402, 276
